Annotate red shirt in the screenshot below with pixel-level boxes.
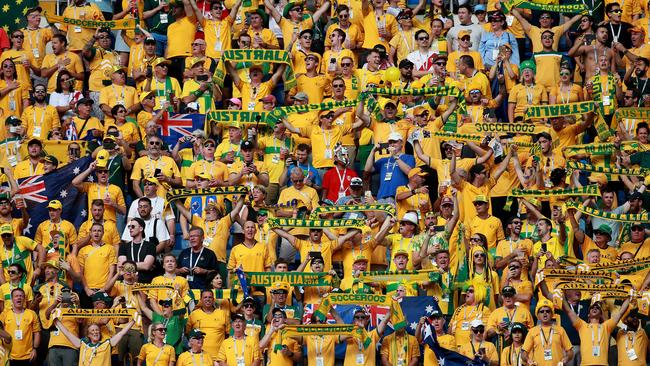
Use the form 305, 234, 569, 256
322, 167, 358, 203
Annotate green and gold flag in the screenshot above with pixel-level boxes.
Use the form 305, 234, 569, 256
0, 0, 38, 32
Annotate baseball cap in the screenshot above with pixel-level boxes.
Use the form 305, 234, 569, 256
228, 97, 242, 107
76, 97, 94, 107
241, 140, 255, 151
458, 30, 472, 39
111, 65, 127, 74
4, 116, 21, 126
152, 57, 171, 68
350, 177, 363, 187
192, 129, 207, 138
0, 224, 12, 235
388, 132, 403, 142
502, 286, 516, 297
293, 92, 309, 102
42, 155, 58, 167
92, 291, 113, 304
271, 281, 290, 293
48, 200, 63, 210
158, 299, 173, 307
399, 59, 414, 69
474, 4, 486, 12
27, 138, 42, 147
594, 224, 613, 237
188, 329, 206, 339
511, 322, 526, 333
41, 260, 60, 270
353, 254, 369, 263
470, 319, 484, 328
407, 167, 427, 179
139, 90, 156, 104
231, 313, 246, 322
96, 150, 110, 169
473, 195, 489, 203
441, 196, 453, 206
400, 212, 419, 225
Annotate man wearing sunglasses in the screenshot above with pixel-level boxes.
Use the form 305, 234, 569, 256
131, 135, 181, 198
72, 154, 126, 225
264, 0, 330, 51
511, 8, 581, 53
521, 299, 573, 365
406, 29, 437, 78
185, 138, 229, 188
259, 307, 302, 365
495, 216, 533, 272
177, 329, 212, 365
20, 84, 60, 140
144, 57, 182, 112
457, 319, 497, 365
33, 200, 72, 271
603, 2, 633, 48
262, 281, 302, 325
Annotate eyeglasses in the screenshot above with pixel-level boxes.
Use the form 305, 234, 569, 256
291, 179, 303, 183
339, 13, 349, 18
34, 89, 46, 93
155, 328, 167, 333
632, 226, 644, 232
98, 36, 110, 39
540, 15, 551, 19
511, 221, 522, 225
149, 141, 161, 146
192, 42, 205, 46
473, 201, 487, 206
460, 37, 471, 41
538, 309, 551, 314
542, 35, 553, 40
272, 313, 284, 318
12, 35, 24, 39
417, 36, 429, 41
624, 95, 634, 99
434, 61, 446, 66
144, 181, 157, 186
472, 327, 485, 333
559, 71, 570, 76
128, 225, 137, 229
96, 170, 109, 175
302, 35, 312, 40
320, 114, 334, 119
332, 84, 345, 88
466, 289, 474, 293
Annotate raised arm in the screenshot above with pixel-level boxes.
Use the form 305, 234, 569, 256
312, 1, 330, 23
53, 318, 81, 348
272, 227, 297, 247
263, 0, 283, 24
510, 9, 531, 33
491, 149, 513, 181
110, 319, 136, 346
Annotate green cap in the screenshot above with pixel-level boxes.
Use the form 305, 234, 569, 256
594, 224, 613, 237
520, 60, 536, 73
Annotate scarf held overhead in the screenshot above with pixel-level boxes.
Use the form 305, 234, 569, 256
314, 293, 407, 330
44, 12, 136, 29
500, 0, 588, 14
165, 186, 248, 203
357, 270, 441, 283
266, 99, 360, 127
566, 161, 650, 177
213, 49, 296, 89
280, 324, 372, 349
309, 204, 396, 219
565, 200, 650, 222
509, 184, 601, 198
59, 308, 136, 319
266, 218, 366, 229
245, 272, 332, 287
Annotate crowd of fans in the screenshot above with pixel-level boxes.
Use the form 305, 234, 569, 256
0, 0, 649, 365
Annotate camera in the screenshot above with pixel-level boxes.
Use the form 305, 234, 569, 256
61, 288, 72, 305
197, 74, 209, 82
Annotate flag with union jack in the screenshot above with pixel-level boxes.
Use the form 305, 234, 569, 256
160, 113, 206, 148
16, 157, 92, 238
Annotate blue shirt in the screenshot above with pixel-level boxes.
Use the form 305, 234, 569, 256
479, 31, 520, 67
375, 154, 415, 199
286, 163, 322, 187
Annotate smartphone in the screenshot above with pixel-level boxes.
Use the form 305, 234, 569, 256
103, 141, 116, 150
61, 288, 72, 305
432, 225, 445, 232
540, 243, 547, 253
197, 74, 209, 82
153, 168, 162, 177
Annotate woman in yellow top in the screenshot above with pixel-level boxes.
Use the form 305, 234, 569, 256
507, 60, 548, 122
549, 63, 584, 104
105, 105, 140, 146
54, 317, 135, 366
466, 243, 500, 310
137, 321, 176, 366
0, 59, 29, 121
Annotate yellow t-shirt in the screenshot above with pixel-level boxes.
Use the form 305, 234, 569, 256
389, 28, 421, 64
41, 51, 84, 92
508, 83, 548, 120
263, 332, 300, 366
187, 308, 231, 359
0, 236, 38, 284
79, 339, 112, 366
99, 84, 139, 120
78, 244, 117, 289
228, 160, 270, 188
149, 274, 190, 311
131, 155, 181, 195
280, 17, 314, 45
137, 343, 176, 366
78, 183, 125, 223
306, 335, 337, 366
150, 77, 183, 110
191, 215, 232, 262
60, 4, 104, 51
21, 27, 54, 68
49, 315, 78, 349
299, 124, 353, 168
466, 215, 505, 250
185, 159, 229, 183
362, 12, 398, 49
528, 25, 565, 53
533, 236, 565, 269
447, 51, 484, 74
423, 334, 456, 366
387, 234, 415, 270
295, 238, 337, 272
12, 160, 44, 180
87, 48, 119, 91
217, 336, 262, 366
320, 49, 356, 75
239, 80, 275, 111
533, 52, 563, 91
77, 219, 120, 248
0, 282, 34, 313
257, 134, 295, 184
0, 309, 41, 360
295, 74, 329, 104
486, 305, 534, 336
227, 242, 272, 272
343, 329, 380, 366
0, 49, 35, 88
458, 179, 496, 224
458, 340, 498, 364
167, 16, 198, 58
575, 318, 616, 365
180, 79, 215, 114
177, 351, 214, 366
522, 324, 572, 365
379, 332, 420, 366
20, 105, 60, 140
0, 80, 29, 120
429, 158, 475, 187
615, 328, 648, 366
202, 16, 234, 59
449, 304, 492, 345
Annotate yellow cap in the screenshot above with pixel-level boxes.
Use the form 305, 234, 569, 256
96, 149, 110, 169
48, 200, 63, 210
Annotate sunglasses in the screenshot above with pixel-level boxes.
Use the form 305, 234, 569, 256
144, 181, 157, 186
624, 95, 634, 99
291, 179, 303, 183
155, 328, 167, 332
434, 61, 446, 66
417, 36, 429, 41
302, 35, 312, 40
341, 63, 352, 67
466, 289, 474, 293
542, 35, 553, 40
632, 226, 644, 231
474, 252, 486, 257
12, 35, 24, 39
204, 143, 215, 148
149, 141, 161, 146
469, 90, 481, 94
332, 84, 345, 88
273, 313, 284, 318
538, 309, 551, 314
243, 303, 254, 308
559, 71, 570, 76
354, 315, 367, 320
128, 225, 137, 229
610, 9, 622, 13
472, 327, 485, 333
511, 221, 522, 225
473, 201, 487, 206
7, 270, 17, 275
540, 15, 551, 19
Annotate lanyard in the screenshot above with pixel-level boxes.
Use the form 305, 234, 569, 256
559, 84, 571, 104
147, 156, 161, 174
540, 327, 554, 350
508, 345, 522, 366
591, 324, 603, 346
609, 23, 622, 42
191, 352, 205, 366
154, 78, 168, 96
4, 245, 16, 265
33, 105, 46, 128
189, 248, 204, 269
233, 336, 246, 359
97, 183, 109, 200
112, 85, 126, 103
525, 85, 534, 104
625, 331, 636, 351
400, 30, 415, 54
314, 335, 324, 356
131, 242, 144, 263
27, 29, 40, 51
335, 167, 348, 194
321, 127, 332, 150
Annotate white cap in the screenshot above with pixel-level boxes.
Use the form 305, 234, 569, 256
388, 132, 403, 142
186, 102, 200, 111
400, 212, 419, 225
470, 319, 484, 328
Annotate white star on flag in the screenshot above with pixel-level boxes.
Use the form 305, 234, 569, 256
437, 357, 445, 366
81, 209, 87, 217
425, 305, 434, 314
87, 176, 94, 182
73, 167, 80, 175
22, 219, 32, 236
60, 190, 68, 198
409, 321, 418, 330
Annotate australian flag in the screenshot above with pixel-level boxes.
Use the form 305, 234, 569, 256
17, 157, 92, 238
160, 113, 206, 147
421, 302, 488, 366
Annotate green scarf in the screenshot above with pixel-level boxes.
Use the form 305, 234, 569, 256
357, 270, 441, 283
460, 122, 548, 135
165, 186, 248, 203
525, 101, 595, 120
280, 325, 372, 349
1, 242, 31, 268
309, 204, 396, 219
245, 272, 332, 287
591, 73, 617, 140
213, 49, 296, 89
509, 184, 601, 198
566, 200, 650, 222
564, 141, 645, 157
556, 282, 632, 299
205, 110, 269, 134
266, 218, 366, 229
314, 293, 407, 330
500, 0, 588, 14
44, 12, 137, 29
566, 161, 650, 177
614, 107, 650, 120
266, 99, 359, 127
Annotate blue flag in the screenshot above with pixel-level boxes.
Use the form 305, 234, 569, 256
235, 267, 250, 297
160, 113, 205, 147
421, 302, 488, 366
17, 157, 91, 238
